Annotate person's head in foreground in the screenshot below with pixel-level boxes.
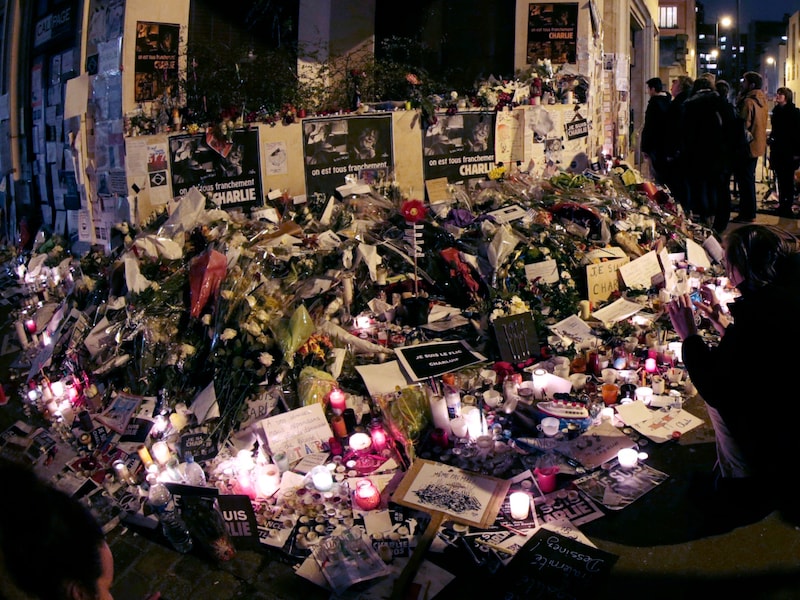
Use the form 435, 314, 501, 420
724, 224, 797, 293
0, 460, 113, 600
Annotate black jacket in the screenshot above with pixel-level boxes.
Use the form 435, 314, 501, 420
682, 252, 800, 509
769, 102, 800, 168
641, 92, 671, 160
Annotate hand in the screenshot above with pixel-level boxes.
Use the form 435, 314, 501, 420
667, 294, 698, 341
693, 286, 730, 335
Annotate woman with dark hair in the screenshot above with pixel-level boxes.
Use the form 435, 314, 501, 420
667, 225, 800, 532
768, 87, 800, 217
0, 461, 160, 600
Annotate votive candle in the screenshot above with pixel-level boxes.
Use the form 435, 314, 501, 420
329, 388, 346, 415
151, 441, 171, 466
509, 492, 530, 520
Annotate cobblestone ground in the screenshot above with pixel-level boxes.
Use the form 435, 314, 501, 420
107, 527, 331, 600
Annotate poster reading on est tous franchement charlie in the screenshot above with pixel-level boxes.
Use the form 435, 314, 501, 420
168, 128, 263, 210
527, 3, 579, 64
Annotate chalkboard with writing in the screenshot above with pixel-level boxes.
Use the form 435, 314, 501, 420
502, 528, 618, 599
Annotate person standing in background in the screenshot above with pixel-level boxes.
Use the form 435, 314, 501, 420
641, 77, 671, 185
732, 72, 769, 223
712, 79, 745, 233
768, 87, 800, 217
663, 76, 693, 215
681, 77, 727, 228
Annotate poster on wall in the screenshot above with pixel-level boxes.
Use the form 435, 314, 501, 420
421, 111, 496, 189
302, 114, 393, 197
526, 3, 579, 65
134, 22, 180, 102
169, 128, 263, 210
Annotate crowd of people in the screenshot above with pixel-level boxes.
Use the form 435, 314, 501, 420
641, 71, 800, 233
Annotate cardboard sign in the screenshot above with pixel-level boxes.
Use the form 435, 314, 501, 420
217, 494, 260, 549
259, 403, 333, 463
585, 257, 628, 304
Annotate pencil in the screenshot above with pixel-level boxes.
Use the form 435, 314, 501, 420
479, 540, 514, 555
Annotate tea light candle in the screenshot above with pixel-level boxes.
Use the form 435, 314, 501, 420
617, 448, 639, 469
329, 388, 346, 415
509, 492, 530, 520
645, 357, 658, 373
24, 318, 37, 334
151, 441, 172, 466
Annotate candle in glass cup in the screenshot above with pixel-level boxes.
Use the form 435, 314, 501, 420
509, 492, 530, 520
328, 388, 346, 415
151, 441, 171, 465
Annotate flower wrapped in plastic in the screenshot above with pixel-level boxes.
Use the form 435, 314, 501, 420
374, 385, 430, 464
297, 366, 338, 407
189, 248, 227, 318
271, 304, 316, 368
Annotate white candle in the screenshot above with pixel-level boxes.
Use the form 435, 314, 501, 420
635, 386, 653, 406
428, 391, 450, 430
256, 464, 281, 498
617, 448, 638, 469
450, 416, 469, 439
310, 465, 333, 491
349, 432, 372, 453
151, 441, 171, 466
509, 492, 530, 520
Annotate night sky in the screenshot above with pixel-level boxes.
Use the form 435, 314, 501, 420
701, 0, 795, 26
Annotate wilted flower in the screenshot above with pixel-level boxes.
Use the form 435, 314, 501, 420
259, 352, 274, 368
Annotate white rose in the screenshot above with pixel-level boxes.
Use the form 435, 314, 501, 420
245, 295, 257, 308
243, 321, 261, 337
221, 290, 234, 300
220, 328, 237, 341
202, 314, 212, 326
181, 344, 196, 357
259, 352, 274, 367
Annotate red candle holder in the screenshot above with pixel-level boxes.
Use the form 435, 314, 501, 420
354, 479, 381, 510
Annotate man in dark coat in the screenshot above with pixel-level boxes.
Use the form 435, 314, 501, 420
768, 87, 800, 217
662, 75, 693, 214
641, 77, 671, 185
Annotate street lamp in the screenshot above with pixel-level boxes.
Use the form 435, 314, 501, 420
766, 56, 776, 97
716, 15, 733, 79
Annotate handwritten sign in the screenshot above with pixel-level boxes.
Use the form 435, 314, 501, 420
502, 528, 618, 599
259, 403, 332, 463
524, 258, 559, 284
395, 340, 486, 382
618, 250, 662, 291
585, 257, 628, 304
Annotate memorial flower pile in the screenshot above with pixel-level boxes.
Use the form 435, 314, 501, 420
6, 154, 724, 456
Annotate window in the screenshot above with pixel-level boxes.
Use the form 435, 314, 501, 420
659, 6, 678, 29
